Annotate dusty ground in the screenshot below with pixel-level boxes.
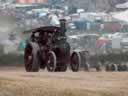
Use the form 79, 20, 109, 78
0, 67, 128, 96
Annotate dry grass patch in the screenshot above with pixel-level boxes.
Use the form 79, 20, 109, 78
0, 69, 128, 96
0, 77, 125, 96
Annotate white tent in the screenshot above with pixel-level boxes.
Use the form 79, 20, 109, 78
49, 14, 60, 25
112, 10, 128, 22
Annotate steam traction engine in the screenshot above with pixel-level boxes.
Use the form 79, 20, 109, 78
24, 19, 80, 72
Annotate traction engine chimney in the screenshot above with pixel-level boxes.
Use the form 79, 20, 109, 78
59, 19, 67, 36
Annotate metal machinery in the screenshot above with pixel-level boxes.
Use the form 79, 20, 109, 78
24, 19, 81, 72
24, 19, 128, 72
68, 33, 101, 71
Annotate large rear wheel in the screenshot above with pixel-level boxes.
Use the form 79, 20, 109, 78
24, 42, 39, 72
46, 51, 57, 72
70, 52, 81, 72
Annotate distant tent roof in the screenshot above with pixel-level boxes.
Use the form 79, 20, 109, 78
13, 4, 37, 8
15, 0, 47, 4
112, 10, 128, 22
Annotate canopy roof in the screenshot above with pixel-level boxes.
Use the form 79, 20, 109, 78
32, 26, 60, 33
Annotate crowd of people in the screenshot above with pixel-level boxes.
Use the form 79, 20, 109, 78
0, 4, 51, 33
15, 9, 50, 31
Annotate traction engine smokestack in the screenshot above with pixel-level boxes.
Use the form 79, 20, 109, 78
59, 19, 67, 36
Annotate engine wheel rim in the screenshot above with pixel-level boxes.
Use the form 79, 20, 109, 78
47, 56, 54, 70
47, 52, 56, 72
24, 44, 33, 71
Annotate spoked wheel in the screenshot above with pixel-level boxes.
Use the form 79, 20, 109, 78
84, 52, 90, 71
110, 64, 118, 71
70, 52, 81, 72
84, 63, 90, 71
47, 51, 57, 72
24, 42, 39, 72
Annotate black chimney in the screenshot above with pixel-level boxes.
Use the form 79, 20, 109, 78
59, 19, 67, 34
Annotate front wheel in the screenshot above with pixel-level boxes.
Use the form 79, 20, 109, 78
46, 51, 57, 72
70, 52, 81, 72
24, 42, 39, 72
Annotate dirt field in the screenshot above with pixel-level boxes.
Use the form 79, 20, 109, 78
0, 67, 128, 96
